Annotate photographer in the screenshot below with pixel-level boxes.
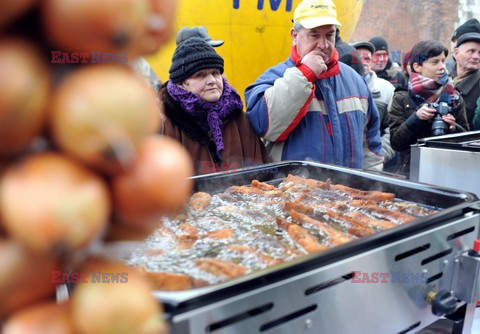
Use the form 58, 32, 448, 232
389, 40, 469, 177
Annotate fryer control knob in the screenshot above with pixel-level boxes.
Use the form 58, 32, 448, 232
468, 240, 480, 257
427, 290, 457, 316
473, 240, 480, 253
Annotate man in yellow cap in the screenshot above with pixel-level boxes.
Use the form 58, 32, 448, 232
245, 0, 382, 168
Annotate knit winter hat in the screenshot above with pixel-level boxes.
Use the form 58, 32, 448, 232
369, 36, 389, 53
169, 37, 224, 84
452, 18, 480, 42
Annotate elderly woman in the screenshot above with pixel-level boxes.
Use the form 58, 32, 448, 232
159, 37, 269, 174
389, 40, 469, 177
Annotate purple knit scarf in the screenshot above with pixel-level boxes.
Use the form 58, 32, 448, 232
166, 77, 243, 158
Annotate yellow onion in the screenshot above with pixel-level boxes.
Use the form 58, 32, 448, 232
0, 153, 111, 254
50, 65, 161, 174
3, 301, 75, 334
112, 135, 194, 225
71, 257, 167, 334
137, 0, 178, 55
0, 0, 37, 28
0, 239, 59, 317
42, 0, 151, 57
0, 39, 50, 157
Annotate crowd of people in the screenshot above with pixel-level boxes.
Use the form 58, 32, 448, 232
143, 0, 480, 179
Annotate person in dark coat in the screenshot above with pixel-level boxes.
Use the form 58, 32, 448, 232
335, 28, 364, 76
450, 32, 480, 129
389, 40, 469, 178
158, 37, 269, 175
352, 41, 395, 170
446, 18, 480, 74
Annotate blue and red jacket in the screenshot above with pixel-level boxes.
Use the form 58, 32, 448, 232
244, 48, 382, 169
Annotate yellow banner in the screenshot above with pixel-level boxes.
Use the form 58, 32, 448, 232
148, 0, 363, 102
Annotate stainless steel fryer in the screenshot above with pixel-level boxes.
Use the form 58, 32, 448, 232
148, 161, 480, 334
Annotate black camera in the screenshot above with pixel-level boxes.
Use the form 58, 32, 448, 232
428, 102, 452, 136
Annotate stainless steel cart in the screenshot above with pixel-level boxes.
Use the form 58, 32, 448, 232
410, 131, 480, 196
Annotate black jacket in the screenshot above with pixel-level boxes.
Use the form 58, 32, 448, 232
451, 68, 480, 130
389, 90, 468, 177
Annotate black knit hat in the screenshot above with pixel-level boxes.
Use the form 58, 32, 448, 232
369, 36, 389, 53
169, 37, 224, 84
452, 18, 480, 42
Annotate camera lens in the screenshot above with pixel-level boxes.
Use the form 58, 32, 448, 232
431, 114, 448, 136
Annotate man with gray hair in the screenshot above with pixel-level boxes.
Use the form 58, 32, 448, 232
451, 32, 480, 129
447, 18, 480, 74
244, 0, 382, 168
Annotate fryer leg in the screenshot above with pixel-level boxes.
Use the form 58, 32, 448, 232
449, 303, 476, 334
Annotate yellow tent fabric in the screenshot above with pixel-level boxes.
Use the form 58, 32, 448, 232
147, 0, 363, 102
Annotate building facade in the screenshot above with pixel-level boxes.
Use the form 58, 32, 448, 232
349, 0, 476, 63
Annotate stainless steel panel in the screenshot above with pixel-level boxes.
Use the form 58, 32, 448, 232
410, 146, 480, 196
167, 213, 480, 334
456, 252, 480, 304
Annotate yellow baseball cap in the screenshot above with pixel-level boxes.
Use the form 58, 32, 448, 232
293, 0, 342, 29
